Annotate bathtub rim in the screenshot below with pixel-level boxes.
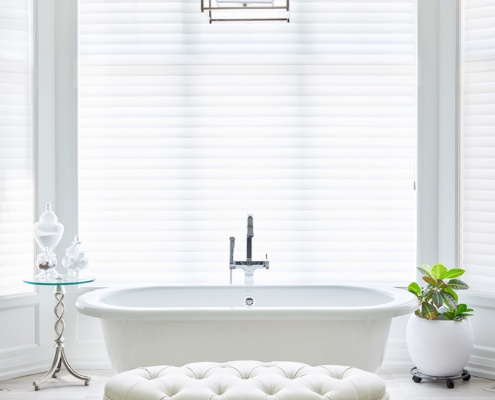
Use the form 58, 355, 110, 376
75, 284, 418, 321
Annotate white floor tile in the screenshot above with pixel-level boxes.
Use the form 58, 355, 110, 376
0, 368, 493, 399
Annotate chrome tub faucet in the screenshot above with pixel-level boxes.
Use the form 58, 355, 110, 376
229, 215, 269, 285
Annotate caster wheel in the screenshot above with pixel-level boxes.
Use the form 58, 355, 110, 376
412, 375, 422, 383
462, 371, 471, 381
34, 386, 39, 391
85, 380, 90, 386
446, 379, 455, 389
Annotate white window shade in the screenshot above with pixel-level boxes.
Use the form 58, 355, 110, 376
78, 0, 417, 286
460, 0, 495, 293
0, 0, 33, 295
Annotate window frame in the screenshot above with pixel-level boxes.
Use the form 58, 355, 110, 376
31, 0, 475, 292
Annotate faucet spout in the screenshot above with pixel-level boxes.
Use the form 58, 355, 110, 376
229, 214, 268, 285
229, 237, 235, 266
229, 237, 235, 284
247, 215, 253, 260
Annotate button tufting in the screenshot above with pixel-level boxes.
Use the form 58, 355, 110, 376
165, 390, 177, 397
104, 361, 389, 400
214, 384, 228, 396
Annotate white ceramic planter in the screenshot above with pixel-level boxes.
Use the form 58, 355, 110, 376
406, 314, 474, 376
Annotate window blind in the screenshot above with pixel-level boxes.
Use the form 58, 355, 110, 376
78, 0, 417, 285
0, 0, 33, 295
460, 0, 495, 293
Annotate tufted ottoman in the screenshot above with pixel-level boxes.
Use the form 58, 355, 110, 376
103, 361, 389, 400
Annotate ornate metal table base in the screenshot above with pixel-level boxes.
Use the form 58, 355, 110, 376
33, 285, 90, 390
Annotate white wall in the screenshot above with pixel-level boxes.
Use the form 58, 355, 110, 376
1, 0, 495, 382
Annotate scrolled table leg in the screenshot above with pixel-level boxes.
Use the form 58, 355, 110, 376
33, 285, 91, 390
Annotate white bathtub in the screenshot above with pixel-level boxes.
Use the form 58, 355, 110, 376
76, 285, 417, 373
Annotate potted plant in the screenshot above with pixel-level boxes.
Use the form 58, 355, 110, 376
406, 263, 474, 378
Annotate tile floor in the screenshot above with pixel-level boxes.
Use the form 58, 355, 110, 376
0, 368, 493, 399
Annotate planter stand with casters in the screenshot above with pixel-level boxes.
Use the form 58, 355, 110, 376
410, 367, 471, 389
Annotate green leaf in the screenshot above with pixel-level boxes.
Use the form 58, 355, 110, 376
431, 291, 443, 308
457, 304, 473, 316
456, 304, 468, 314
418, 265, 433, 279
423, 276, 437, 286
421, 303, 437, 320
431, 264, 447, 280
442, 292, 457, 310
443, 311, 455, 320
448, 279, 469, 290
443, 287, 458, 302
445, 268, 465, 279
438, 279, 448, 289
408, 282, 421, 297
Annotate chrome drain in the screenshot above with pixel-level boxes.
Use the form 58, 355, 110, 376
244, 296, 255, 307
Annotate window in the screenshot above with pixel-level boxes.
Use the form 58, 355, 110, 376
78, 0, 417, 285
460, 0, 495, 293
0, 0, 34, 295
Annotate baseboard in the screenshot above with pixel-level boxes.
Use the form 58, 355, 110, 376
0, 347, 52, 381
381, 339, 413, 370
467, 345, 495, 380
63, 341, 113, 371
0, 342, 112, 382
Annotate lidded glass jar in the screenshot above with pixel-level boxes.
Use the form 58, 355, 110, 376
33, 203, 64, 279
33, 202, 64, 252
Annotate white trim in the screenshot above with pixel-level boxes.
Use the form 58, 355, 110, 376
35, 0, 57, 213
460, 291, 495, 310
0, 347, 53, 382
417, 0, 439, 267
0, 293, 38, 310
468, 346, 495, 380
55, 0, 78, 258
34, 0, 58, 358
438, 0, 459, 268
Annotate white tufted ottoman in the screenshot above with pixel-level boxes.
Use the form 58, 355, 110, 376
104, 361, 389, 400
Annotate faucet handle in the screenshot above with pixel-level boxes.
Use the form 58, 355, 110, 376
229, 237, 235, 266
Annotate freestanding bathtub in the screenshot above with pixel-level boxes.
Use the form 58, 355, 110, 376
76, 285, 417, 373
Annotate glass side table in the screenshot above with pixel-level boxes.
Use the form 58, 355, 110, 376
24, 275, 95, 390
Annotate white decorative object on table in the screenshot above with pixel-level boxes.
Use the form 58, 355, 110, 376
33, 203, 64, 279
62, 235, 89, 278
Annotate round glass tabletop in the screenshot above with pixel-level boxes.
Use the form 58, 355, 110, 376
24, 275, 95, 286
